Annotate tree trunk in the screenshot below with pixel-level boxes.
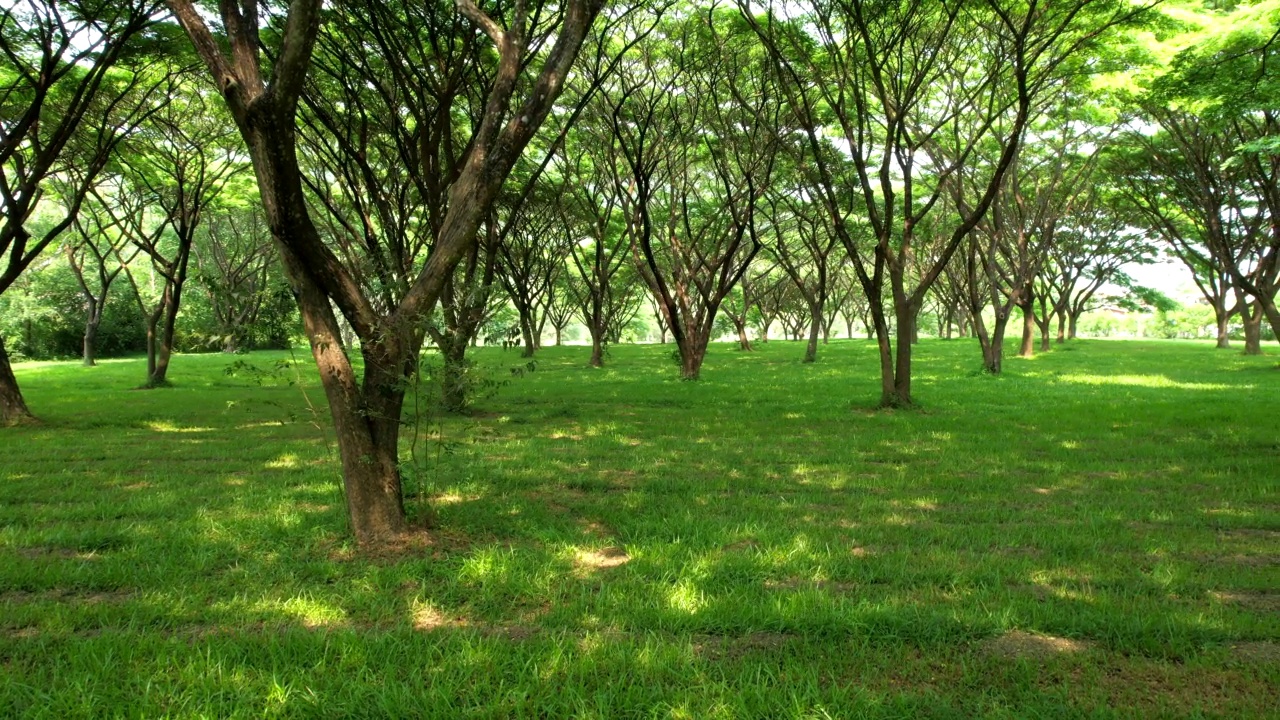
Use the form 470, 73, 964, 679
83, 305, 101, 367
735, 319, 752, 351
440, 338, 470, 412
519, 308, 536, 359
554, 325, 563, 346
1214, 301, 1232, 348
144, 315, 159, 385
1018, 304, 1035, 358
803, 306, 820, 363
1067, 312, 1080, 340
0, 336, 35, 426
1055, 309, 1066, 344
1242, 302, 1262, 355
589, 327, 604, 367
149, 287, 183, 387
984, 310, 1010, 374
679, 334, 708, 380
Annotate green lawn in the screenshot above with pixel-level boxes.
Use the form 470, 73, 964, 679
1, 339, 1278, 718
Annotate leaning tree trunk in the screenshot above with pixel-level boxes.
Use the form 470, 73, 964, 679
734, 318, 752, 351
249, 112, 412, 545
0, 337, 35, 426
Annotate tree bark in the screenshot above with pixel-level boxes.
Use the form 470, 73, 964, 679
83, 304, 102, 367
803, 306, 821, 363
0, 337, 35, 426
1242, 302, 1262, 355
1018, 303, 1036, 358
588, 328, 604, 368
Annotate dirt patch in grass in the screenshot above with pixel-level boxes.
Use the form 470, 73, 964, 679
1210, 590, 1280, 613
575, 545, 629, 571
1219, 528, 1280, 541
983, 630, 1091, 661
14, 546, 103, 561
696, 631, 794, 661
0, 588, 132, 605
1227, 641, 1280, 664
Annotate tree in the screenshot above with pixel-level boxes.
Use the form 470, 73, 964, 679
954, 113, 1106, 371
496, 189, 568, 358
744, 0, 1147, 406
763, 186, 840, 362
167, 0, 606, 544
0, 0, 164, 424
557, 123, 636, 366
61, 178, 139, 366
608, 11, 779, 379
107, 82, 242, 386
195, 203, 279, 353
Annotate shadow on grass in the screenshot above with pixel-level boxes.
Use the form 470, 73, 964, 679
2, 341, 1278, 716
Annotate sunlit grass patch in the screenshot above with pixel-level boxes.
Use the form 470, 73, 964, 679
1, 339, 1278, 716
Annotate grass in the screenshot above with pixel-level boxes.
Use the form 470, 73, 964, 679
1, 338, 1278, 718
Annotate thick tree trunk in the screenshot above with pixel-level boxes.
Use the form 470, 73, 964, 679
1055, 309, 1066, 344
589, 327, 604, 367
554, 326, 563, 346
679, 335, 708, 381
1242, 303, 1262, 355
1018, 304, 1035, 358
244, 110, 413, 544
1067, 312, 1080, 340
0, 337, 35, 426
881, 299, 915, 408
971, 304, 1009, 374
295, 293, 410, 541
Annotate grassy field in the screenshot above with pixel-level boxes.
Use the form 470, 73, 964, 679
1, 338, 1278, 718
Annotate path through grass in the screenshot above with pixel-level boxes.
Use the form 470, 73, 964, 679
1, 339, 1278, 717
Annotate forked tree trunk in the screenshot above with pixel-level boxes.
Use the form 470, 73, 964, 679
0, 337, 35, 426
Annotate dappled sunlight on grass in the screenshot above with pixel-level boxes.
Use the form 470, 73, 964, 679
141, 419, 214, 433
2, 340, 1278, 715
1056, 372, 1244, 391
